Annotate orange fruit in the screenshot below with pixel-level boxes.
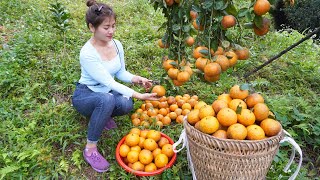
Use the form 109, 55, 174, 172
192, 20, 204, 31
140, 130, 149, 138
237, 109, 256, 126
152, 148, 162, 159
132, 118, 141, 126
155, 154, 169, 168
225, 51, 238, 67
132, 161, 145, 171
125, 133, 140, 147
145, 163, 158, 172
187, 109, 200, 125
183, 66, 193, 76
194, 121, 200, 130
212, 99, 228, 114
182, 109, 190, 116
185, 36, 195, 46
176, 99, 186, 107
235, 48, 250, 60
165, 0, 174, 6
177, 71, 190, 83
204, 62, 222, 77
119, 144, 130, 157
150, 100, 160, 108
169, 104, 179, 112
131, 113, 139, 120
176, 115, 184, 123
173, 79, 184, 86
147, 108, 158, 117
187, 98, 197, 108
143, 138, 158, 151
139, 149, 153, 165
253, 103, 270, 121
217, 93, 232, 104
228, 99, 247, 112
260, 118, 282, 137
162, 144, 174, 158
217, 108, 237, 127
167, 68, 179, 80
245, 93, 265, 108
230, 85, 249, 100
138, 137, 146, 148
141, 121, 150, 128
212, 129, 228, 139
158, 101, 169, 108
159, 96, 167, 102
158, 137, 170, 148
174, 108, 182, 116
198, 105, 215, 119
194, 101, 207, 110
168, 112, 177, 120
199, 116, 220, 134
221, 15, 236, 29
155, 121, 164, 128
157, 39, 168, 49
158, 108, 168, 116
204, 74, 220, 82
163, 59, 176, 71
130, 145, 142, 153
127, 150, 139, 163
147, 130, 161, 142
191, 95, 199, 101
190, 10, 198, 20
246, 125, 265, 140
152, 85, 166, 97
193, 46, 208, 59
182, 103, 192, 111
162, 116, 172, 125
214, 46, 224, 55
215, 55, 230, 71
127, 162, 133, 168
227, 123, 248, 140
195, 57, 209, 71
167, 96, 176, 105
254, 0, 271, 16
253, 17, 270, 36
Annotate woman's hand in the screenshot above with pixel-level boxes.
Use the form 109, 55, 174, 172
132, 76, 153, 91
132, 92, 160, 101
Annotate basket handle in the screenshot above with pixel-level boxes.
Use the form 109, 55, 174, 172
172, 129, 187, 153
279, 130, 303, 180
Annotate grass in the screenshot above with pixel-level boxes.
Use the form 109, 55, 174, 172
0, 0, 319, 179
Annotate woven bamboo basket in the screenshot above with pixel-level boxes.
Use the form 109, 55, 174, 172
183, 119, 284, 180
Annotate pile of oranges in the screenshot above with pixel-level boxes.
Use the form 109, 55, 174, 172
118, 128, 175, 172
187, 84, 282, 140
130, 92, 200, 128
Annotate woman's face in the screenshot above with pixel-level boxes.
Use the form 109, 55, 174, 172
90, 17, 116, 42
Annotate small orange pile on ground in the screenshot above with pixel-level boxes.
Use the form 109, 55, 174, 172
119, 128, 175, 172
187, 84, 282, 140
131, 91, 200, 128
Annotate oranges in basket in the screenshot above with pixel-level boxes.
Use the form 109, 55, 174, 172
116, 128, 177, 176
187, 84, 282, 140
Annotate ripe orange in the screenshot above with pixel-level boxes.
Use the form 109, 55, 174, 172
191, 95, 199, 101
227, 123, 248, 140
131, 113, 139, 120
192, 20, 204, 31
225, 51, 238, 67
199, 116, 220, 134
127, 150, 139, 163
145, 163, 158, 172
176, 115, 184, 123
140, 130, 149, 138
254, 0, 271, 16
190, 10, 198, 20
141, 121, 150, 128
119, 144, 130, 157
143, 138, 158, 151
152, 148, 162, 159
167, 96, 176, 105
187, 109, 200, 125
193, 46, 208, 59
173, 80, 184, 86
212, 129, 228, 139
212, 99, 228, 114
174, 108, 182, 116
246, 93, 265, 108
147, 130, 161, 142
185, 36, 195, 46
162, 116, 172, 125
147, 108, 158, 117
221, 15, 236, 29
253, 103, 270, 121
158, 101, 169, 109
215, 55, 230, 72
125, 133, 140, 147
152, 85, 166, 97
204, 62, 222, 77
139, 149, 153, 165
254, 17, 270, 36
155, 153, 169, 168
131, 161, 145, 171
150, 100, 160, 108
158, 137, 170, 148
163, 59, 176, 71
158, 108, 168, 116
167, 68, 179, 80
195, 57, 209, 71
230, 85, 249, 100
183, 66, 193, 76
182, 103, 192, 111
177, 71, 190, 83
229, 99, 247, 112
157, 39, 168, 49
182, 109, 190, 116
246, 125, 265, 140
194, 101, 207, 110
217, 108, 237, 127
132, 118, 141, 126
176, 99, 185, 107
235, 48, 250, 60
237, 109, 256, 126
162, 144, 174, 158
159, 96, 167, 102
165, 0, 174, 6
187, 98, 197, 108
156, 121, 164, 128
169, 104, 178, 112
260, 118, 282, 137
214, 46, 224, 55
204, 74, 220, 82
198, 105, 215, 119
217, 93, 232, 104
138, 137, 146, 148
168, 112, 177, 120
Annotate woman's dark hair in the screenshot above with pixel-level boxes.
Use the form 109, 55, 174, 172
85, 0, 116, 28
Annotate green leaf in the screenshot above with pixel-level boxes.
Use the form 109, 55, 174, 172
172, 24, 181, 31
237, 8, 249, 18
199, 49, 209, 56
203, 1, 213, 9
213, 0, 225, 10
254, 15, 263, 29
236, 105, 242, 114
226, 4, 238, 16
182, 25, 190, 33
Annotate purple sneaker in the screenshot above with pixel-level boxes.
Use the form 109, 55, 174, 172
104, 118, 118, 130
83, 148, 109, 172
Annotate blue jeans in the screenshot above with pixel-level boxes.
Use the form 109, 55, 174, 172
72, 83, 133, 143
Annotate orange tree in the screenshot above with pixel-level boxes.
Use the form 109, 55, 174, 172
149, 0, 278, 85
